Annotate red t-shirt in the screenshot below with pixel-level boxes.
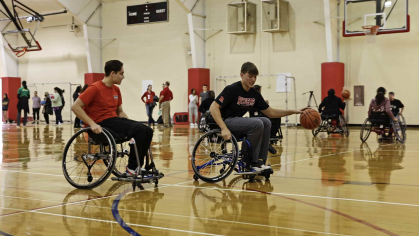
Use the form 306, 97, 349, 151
160, 87, 173, 103
79, 81, 122, 124
141, 91, 155, 104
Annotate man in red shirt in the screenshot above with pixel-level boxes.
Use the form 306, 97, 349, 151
158, 81, 173, 127
72, 60, 153, 175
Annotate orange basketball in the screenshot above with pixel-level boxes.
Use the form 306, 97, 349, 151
300, 109, 321, 130
341, 89, 351, 99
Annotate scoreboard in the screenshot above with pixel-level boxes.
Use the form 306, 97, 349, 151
127, 1, 168, 25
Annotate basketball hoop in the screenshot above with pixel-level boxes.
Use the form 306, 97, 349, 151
16, 48, 27, 57
362, 25, 380, 43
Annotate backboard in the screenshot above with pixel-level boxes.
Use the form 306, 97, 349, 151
343, 0, 409, 37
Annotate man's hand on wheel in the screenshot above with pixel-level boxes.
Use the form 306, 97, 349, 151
91, 123, 102, 134
221, 128, 231, 141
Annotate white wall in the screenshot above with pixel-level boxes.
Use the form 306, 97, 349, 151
18, 14, 88, 122
206, 0, 330, 117
340, 2, 418, 125
102, 0, 192, 121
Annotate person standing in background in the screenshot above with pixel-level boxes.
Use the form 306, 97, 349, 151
73, 86, 82, 128
2, 93, 9, 123
32, 91, 41, 124
189, 88, 198, 127
141, 84, 156, 126
159, 81, 173, 128
198, 90, 215, 114
199, 84, 209, 108
51, 87, 64, 125
42, 92, 52, 125
17, 81, 30, 127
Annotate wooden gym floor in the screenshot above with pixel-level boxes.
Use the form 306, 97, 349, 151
0, 123, 418, 236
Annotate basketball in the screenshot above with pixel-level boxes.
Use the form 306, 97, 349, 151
300, 109, 321, 130
342, 89, 351, 99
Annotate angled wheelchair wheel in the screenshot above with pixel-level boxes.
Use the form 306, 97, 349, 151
191, 130, 239, 183
62, 128, 117, 189
312, 120, 325, 137
339, 116, 350, 137
360, 118, 372, 142
398, 114, 407, 133
198, 116, 206, 132
392, 119, 406, 144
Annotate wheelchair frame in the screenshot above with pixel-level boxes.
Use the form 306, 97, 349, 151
312, 115, 349, 137
62, 127, 164, 190
360, 115, 406, 143
191, 130, 274, 183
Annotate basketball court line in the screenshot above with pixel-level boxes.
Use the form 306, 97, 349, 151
170, 184, 419, 207
0, 198, 352, 236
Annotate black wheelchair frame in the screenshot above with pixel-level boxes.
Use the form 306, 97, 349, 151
312, 114, 349, 137
62, 127, 164, 190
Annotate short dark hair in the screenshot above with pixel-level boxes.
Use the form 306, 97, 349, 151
209, 90, 215, 99
203, 84, 207, 87
241, 62, 259, 76
104, 60, 123, 76
389, 92, 395, 95
254, 85, 261, 93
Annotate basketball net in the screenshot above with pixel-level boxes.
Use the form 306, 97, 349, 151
362, 25, 380, 44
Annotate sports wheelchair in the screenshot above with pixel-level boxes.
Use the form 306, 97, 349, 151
192, 115, 275, 183
360, 112, 406, 143
312, 113, 349, 137
62, 127, 164, 190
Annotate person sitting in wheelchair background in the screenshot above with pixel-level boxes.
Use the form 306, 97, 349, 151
248, 85, 283, 143
318, 89, 346, 130
368, 87, 399, 140
210, 62, 305, 173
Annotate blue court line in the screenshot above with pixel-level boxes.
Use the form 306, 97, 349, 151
0, 230, 13, 236
112, 192, 141, 236
111, 169, 189, 235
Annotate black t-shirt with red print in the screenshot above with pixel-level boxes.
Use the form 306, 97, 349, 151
215, 81, 269, 119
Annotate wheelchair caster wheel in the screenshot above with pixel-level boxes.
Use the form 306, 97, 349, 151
87, 173, 93, 183
193, 174, 199, 181
265, 174, 271, 180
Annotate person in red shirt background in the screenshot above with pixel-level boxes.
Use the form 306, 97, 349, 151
72, 60, 153, 175
158, 81, 173, 128
141, 84, 156, 126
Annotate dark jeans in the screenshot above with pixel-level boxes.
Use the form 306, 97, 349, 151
74, 117, 81, 127
98, 117, 153, 169
54, 108, 63, 124
16, 109, 28, 126
33, 108, 40, 121
44, 112, 49, 124
146, 104, 155, 125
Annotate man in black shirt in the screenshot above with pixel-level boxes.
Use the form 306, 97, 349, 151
198, 91, 215, 114
210, 62, 304, 172
389, 92, 404, 117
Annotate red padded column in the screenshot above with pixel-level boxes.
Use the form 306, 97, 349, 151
2, 77, 21, 122
84, 73, 105, 85
188, 68, 210, 118
321, 62, 344, 100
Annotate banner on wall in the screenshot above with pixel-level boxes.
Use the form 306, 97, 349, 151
276, 73, 292, 92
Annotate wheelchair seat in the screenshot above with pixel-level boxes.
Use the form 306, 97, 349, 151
369, 112, 391, 126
